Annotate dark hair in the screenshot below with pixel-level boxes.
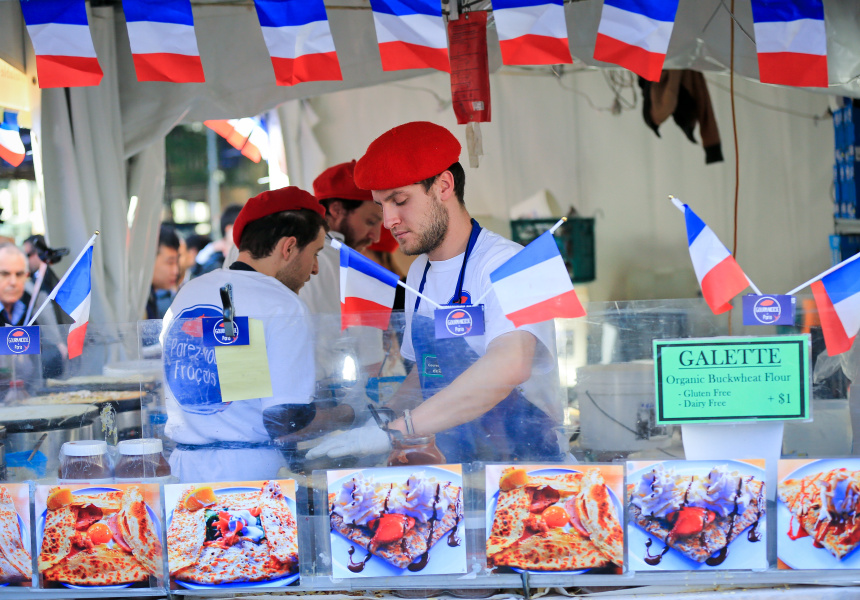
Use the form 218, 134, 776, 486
220, 204, 243, 237
320, 198, 363, 216
158, 224, 181, 252
238, 209, 327, 259
419, 162, 465, 205
185, 234, 211, 253
24, 234, 45, 248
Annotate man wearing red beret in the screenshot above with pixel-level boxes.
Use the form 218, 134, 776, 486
308, 122, 564, 463
160, 186, 353, 482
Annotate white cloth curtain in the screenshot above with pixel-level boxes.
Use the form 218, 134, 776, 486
277, 100, 327, 191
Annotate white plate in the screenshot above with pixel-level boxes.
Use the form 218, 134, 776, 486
626, 460, 767, 571
37, 487, 161, 589
169, 487, 299, 589
484, 467, 623, 574
777, 458, 860, 570
329, 466, 466, 578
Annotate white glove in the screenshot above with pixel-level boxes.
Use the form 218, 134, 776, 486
305, 422, 391, 459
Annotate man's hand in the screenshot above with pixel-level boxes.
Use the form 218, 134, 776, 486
305, 422, 391, 459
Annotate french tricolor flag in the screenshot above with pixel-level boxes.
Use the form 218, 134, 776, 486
675, 200, 749, 315
811, 254, 860, 356
489, 231, 585, 327
49, 235, 96, 360
19, 0, 103, 88
204, 118, 268, 163
253, 0, 342, 86
0, 112, 25, 168
750, 0, 829, 88
593, 0, 679, 82
370, 0, 450, 73
121, 0, 205, 83
335, 239, 399, 330
491, 0, 572, 66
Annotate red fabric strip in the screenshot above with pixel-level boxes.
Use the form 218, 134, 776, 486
593, 33, 665, 81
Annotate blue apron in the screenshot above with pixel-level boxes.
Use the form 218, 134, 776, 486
411, 220, 563, 463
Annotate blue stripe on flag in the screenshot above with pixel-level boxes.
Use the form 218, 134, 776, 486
822, 255, 860, 305
54, 246, 92, 315
19, 0, 90, 26
341, 244, 400, 288
121, 0, 195, 25
492, 0, 564, 10
750, 0, 823, 23
602, 0, 680, 23
369, 0, 442, 18
1, 112, 19, 132
683, 206, 707, 247
489, 231, 558, 283
253, 0, 329, 27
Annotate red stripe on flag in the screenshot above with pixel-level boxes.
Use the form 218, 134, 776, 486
699, 256, 749, 315
67, 322, 88, 360
378, 41, 450, 73
499, 35, 572, 66
132, 53, 205, 83
35, 55, 103, 88
341, 297, 393, 330
812, 280, 856, 355
271, 53, 343, 86
505, 289, 586, 328
756, 52, 828, 88
0, 147, 24, 168
593, 33, 665, 81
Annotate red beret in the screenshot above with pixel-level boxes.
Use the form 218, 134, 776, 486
368, 227, 399, 254
313, 160, 373, 202
232, 186, 325, 247
354, 121, 461, 191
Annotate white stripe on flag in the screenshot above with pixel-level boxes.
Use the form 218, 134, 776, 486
342, 266, 396, 308
492, 254, 573, 315
688, 226, 731, 284
0, 130, 24, 155
494, 4, 568, 41
373, 12, 448, 49
68, 292, 91, 326
752, 19, 827, 55
596, 4, 674, 54
126, 21, 200, 56
834, 292, 860, 339
261, 21, 337, 59
26, 23, 98, 58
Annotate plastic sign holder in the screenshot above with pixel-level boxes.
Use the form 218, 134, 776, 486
434, 305, 485, 339
0, 326, 39, 355
742, 294, 796, 326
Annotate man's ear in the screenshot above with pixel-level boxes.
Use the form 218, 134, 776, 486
279, 236, 299, 261
436, 170, 455, 202
327, 200, 345, 220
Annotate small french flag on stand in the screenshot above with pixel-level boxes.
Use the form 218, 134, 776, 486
593, 0, 680, 81
674, 199, 749, 315
121, 0, 205, 83
750, 0, 828, 88
489, 228, 586, 327
811, 255, 860, 356
0, 112, 25, 168
19, 0, 103, 88
491, 0, 573, 66
253, 0, 342, 86
370, 0, 450, 73
335, 240, 399, 330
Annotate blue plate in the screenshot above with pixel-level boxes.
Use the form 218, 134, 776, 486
168, 486, 299, 589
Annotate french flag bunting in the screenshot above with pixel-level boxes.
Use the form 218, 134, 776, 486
19, 0, 103, 88
593, 0, 680, 82
50, 236, 96, 359
335, 239, 399, 330
750, 0, 829, 88
677, 202, 749, 315
811, 255, 860, 356
253, 0, 342, 86
121, 0, 205, 83
204, 118, 268, 163
370, 0, 450, 73
489, 231, 585, 327
491, 0, 572, 66
0, 112, 26, 168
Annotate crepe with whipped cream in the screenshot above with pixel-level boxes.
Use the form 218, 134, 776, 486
328, 472, 462, 570
779, 468, 860, 559
628, 464, 765, 564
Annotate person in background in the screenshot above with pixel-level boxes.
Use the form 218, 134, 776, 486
22, 234, 70, 324
146, 224, 180, 320
190, 204, 243, 278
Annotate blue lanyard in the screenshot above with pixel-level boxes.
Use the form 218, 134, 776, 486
415, 219, 481, 312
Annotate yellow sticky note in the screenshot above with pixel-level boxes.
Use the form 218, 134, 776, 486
214, 318, 273, 402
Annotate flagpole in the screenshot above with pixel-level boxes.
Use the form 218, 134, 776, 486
786, 251, 860, 296
27, 231, 99, 327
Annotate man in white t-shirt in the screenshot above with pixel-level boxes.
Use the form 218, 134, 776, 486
307, 122, 564, 463
162, 187, 353, 482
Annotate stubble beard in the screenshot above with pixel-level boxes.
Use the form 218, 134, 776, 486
401, 194, 449, 256
275, 264, 302, 294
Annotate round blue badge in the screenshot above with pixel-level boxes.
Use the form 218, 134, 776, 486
6, 328, 30, 354
752, 296, 781, 324
445, 308, 473, 336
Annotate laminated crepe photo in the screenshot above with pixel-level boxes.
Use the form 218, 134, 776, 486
626, 460, 766, 571
164, 480, 299, 589
485, 465, 624, 574
36, 483, 163, 588
327, 466, 466, 578
0, 484, 33, 586
778, 458, 860, 569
